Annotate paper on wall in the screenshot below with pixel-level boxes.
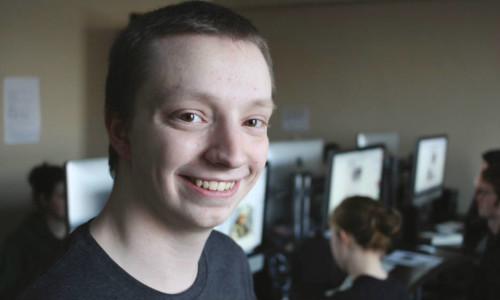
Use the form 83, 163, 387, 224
3, 77, 41, 144
280, 105, 310, 132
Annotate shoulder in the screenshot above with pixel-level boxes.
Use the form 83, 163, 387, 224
204, 230, 248, 268
331, 276, 408, 300
200, 230, 256, 300
206, 230, 246, 255
6, 222, 100, 299
207, 230, 241, 247
365, 276, 409, 300
2, 214, 45, 245
359, 276, 407, 292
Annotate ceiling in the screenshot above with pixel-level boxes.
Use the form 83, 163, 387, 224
214, 0, 425, 9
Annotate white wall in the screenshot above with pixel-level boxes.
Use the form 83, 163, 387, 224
0, 0, 179, 243
237, 0, 500, 213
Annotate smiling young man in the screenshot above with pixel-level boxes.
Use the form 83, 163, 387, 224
10, 2, 274, 299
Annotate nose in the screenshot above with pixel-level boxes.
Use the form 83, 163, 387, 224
204, 121, 246, 169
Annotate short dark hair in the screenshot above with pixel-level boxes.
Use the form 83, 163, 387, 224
483, 149, 500, 167
105, 1, 274, 176
330, 196, 402, 252
28, 163, 65, 207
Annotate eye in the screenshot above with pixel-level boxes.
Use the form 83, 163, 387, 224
244, 119, 265, 128
179, 112, 202, 123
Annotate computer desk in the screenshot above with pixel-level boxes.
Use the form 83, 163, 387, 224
385, 246, 471, 298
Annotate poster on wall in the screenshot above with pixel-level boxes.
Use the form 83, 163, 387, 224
280, 105, 310, 132
3, 77, 41, 144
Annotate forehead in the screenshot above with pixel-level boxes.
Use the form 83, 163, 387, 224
141, 34, 273, 107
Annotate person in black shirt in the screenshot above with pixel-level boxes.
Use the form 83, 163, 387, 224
463, 149, 500, 253
0, 163, 67, 293
328, 196, 409, 300
466, 167, 500, 300
5, 2, 274, 299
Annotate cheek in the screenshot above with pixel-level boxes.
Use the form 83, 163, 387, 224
133, 126, 200, 170
331, 240, 343, 268
248, 138, 269, 168
50, 198, 66, 214
161, 134, 200, 161
329, 239, 336, 256
156, 132, 208, 186
487, 197, 498, 209
330, 234, 339, 254
477, 197, 495, 217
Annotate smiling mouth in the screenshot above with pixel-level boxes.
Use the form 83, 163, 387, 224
187, 177, 236, 192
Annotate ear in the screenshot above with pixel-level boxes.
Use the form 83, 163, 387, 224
105, 111, 131, 161
338, 229, 352, 247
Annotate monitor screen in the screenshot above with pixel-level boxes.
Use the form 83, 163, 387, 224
326, 146, 385, 217
357, 131, 399, 156
65, 157, 113, 232
215, 165, 268, 256
412, 135, 448, 196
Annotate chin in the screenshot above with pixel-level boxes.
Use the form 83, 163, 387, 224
195, 207, 234, 229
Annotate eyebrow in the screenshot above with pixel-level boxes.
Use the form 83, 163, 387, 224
244, 98, 276, 112
162, 89, 275, 111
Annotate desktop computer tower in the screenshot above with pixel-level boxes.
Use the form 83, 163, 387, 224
254, 250, 292, 300
292, 172, 314, 244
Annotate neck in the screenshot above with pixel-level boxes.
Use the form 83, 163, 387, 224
44, 214, 67, 239
90, 180, 212, 294
345, 248, 387, 281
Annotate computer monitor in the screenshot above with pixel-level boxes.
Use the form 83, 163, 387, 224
411, 135, 448, 206
357, 131, 399, 156
266, 139, 325, 228
65, 157, 113, 232
357, 131, 400, 207
325, 146, 385, 224
215, 164, 268, 273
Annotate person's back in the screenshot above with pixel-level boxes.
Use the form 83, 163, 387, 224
331, 275, 408, 300
328, 196, 409, 300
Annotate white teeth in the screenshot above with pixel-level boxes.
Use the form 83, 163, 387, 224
209, 181, 218, 191
190, 178, 235, 191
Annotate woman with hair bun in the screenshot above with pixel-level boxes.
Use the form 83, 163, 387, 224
328, 196, 409, 300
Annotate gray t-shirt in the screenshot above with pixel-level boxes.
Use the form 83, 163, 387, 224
12, 221, 257, 300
